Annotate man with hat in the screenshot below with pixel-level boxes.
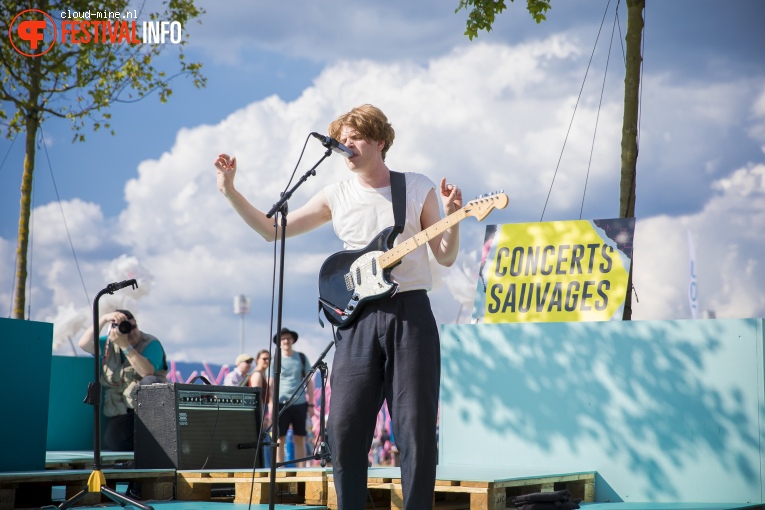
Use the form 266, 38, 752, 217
223, 353, 255, 386
270, 327, 314, 467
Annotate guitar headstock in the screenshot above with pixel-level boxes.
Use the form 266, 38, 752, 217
464, 191, 508, 221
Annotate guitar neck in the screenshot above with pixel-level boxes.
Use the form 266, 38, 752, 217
378, 208, 469, 269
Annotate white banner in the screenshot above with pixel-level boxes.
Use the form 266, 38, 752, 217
688, 230, 698, 319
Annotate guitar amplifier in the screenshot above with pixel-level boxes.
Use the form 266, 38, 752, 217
134, 382, 263, 470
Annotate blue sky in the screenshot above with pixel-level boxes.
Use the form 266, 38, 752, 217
1, 0, 764, 366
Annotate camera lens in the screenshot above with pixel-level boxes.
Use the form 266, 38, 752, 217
118, 320, 133, 334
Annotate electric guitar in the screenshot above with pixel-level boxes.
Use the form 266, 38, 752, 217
318, 191, 509, 328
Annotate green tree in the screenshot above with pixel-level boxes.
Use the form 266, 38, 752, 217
1, 0, 206, 319
456, 0, 644, 319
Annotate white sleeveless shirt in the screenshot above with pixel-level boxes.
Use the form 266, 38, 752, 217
323, 172, 436, 293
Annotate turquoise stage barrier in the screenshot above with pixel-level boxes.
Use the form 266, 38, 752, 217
0, 318, 53, 472
439, 318, 765, 504
47, 355, 96, 451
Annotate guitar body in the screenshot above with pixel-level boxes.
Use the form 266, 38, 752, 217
318, 227, 400, 329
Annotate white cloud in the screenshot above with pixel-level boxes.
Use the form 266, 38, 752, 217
31, 198, 109, 251
633, 164, 765, 320
4, 37, 764, 365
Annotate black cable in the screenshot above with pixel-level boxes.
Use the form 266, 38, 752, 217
199, 399, 222, 470
282, 134, 313, 193
579, 1, 620, 219
39, 127, 91, 308
615, 0, 626, 66
540, 0, 613, 221
243, 135, 315, 508
0, 135, 16, 177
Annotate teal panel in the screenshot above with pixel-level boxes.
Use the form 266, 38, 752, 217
439, 318, 765, 503
0, 318, 53, 472
47, 355, 96, 451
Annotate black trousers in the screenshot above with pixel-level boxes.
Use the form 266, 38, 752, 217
328, 291, 440, 510
104, 410, 134, 452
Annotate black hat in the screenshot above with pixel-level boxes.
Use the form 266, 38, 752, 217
273, 327, 299, 344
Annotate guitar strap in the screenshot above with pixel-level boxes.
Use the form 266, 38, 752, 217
390, 170, 406, 235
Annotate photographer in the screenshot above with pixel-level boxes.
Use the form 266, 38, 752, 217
78, 309, 168, 451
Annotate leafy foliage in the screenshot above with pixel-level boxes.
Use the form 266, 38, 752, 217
455, 0, 552, 39
0, 0, 206, 319
0, 0, 206, 140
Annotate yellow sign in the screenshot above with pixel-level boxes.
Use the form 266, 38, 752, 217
473, 218, 634, 323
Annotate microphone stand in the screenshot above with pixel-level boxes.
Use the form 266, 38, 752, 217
265, 147, 332, 510
59, 280, 152, 510
273, 339, 334, 468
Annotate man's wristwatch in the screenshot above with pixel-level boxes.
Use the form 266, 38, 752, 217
123, 345, 134, 354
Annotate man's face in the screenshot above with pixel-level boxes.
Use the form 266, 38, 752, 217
238, 359, 253, 372
338, 125, 384, 171
280, 333, 295, 349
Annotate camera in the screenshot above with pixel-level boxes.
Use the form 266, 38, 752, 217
117, 320, 133, 334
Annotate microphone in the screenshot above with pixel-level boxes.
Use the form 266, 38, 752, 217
311, 132, 353, 158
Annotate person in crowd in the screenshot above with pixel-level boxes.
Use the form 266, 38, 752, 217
214, 104, 461, 508
78, 309, 168, 451
249, 348, 272, 467
267, 328, 314, 467
248, 348, 271, 402
223, 353, 254, 386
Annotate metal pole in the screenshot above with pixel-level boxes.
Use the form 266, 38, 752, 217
239, 314, 245, 354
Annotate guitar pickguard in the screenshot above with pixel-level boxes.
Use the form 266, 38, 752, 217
342, 250, 395, 316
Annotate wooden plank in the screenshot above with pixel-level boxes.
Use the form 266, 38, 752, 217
0, 469, 174, 509
176, 468, 328, 506
329, 469, 596, 510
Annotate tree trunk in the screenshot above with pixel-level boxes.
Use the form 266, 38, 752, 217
13, 115, 39, 319
12, 55, 42, 320
620, 0, 644, 320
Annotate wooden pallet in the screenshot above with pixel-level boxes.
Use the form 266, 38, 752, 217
0, 468, 174, 509
176, 468, 330, 505
327, 467, 595, 510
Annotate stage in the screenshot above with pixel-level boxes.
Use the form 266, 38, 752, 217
2, 463, 763, 509
2, 317, 765, 509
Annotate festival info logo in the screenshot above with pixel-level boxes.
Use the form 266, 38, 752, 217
9, 9, 183, 57
9, 9, 57, 57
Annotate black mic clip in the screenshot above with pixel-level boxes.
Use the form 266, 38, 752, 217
105, 279, 138, 294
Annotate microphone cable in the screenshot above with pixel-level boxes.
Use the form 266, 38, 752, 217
199, 398, 222, 471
